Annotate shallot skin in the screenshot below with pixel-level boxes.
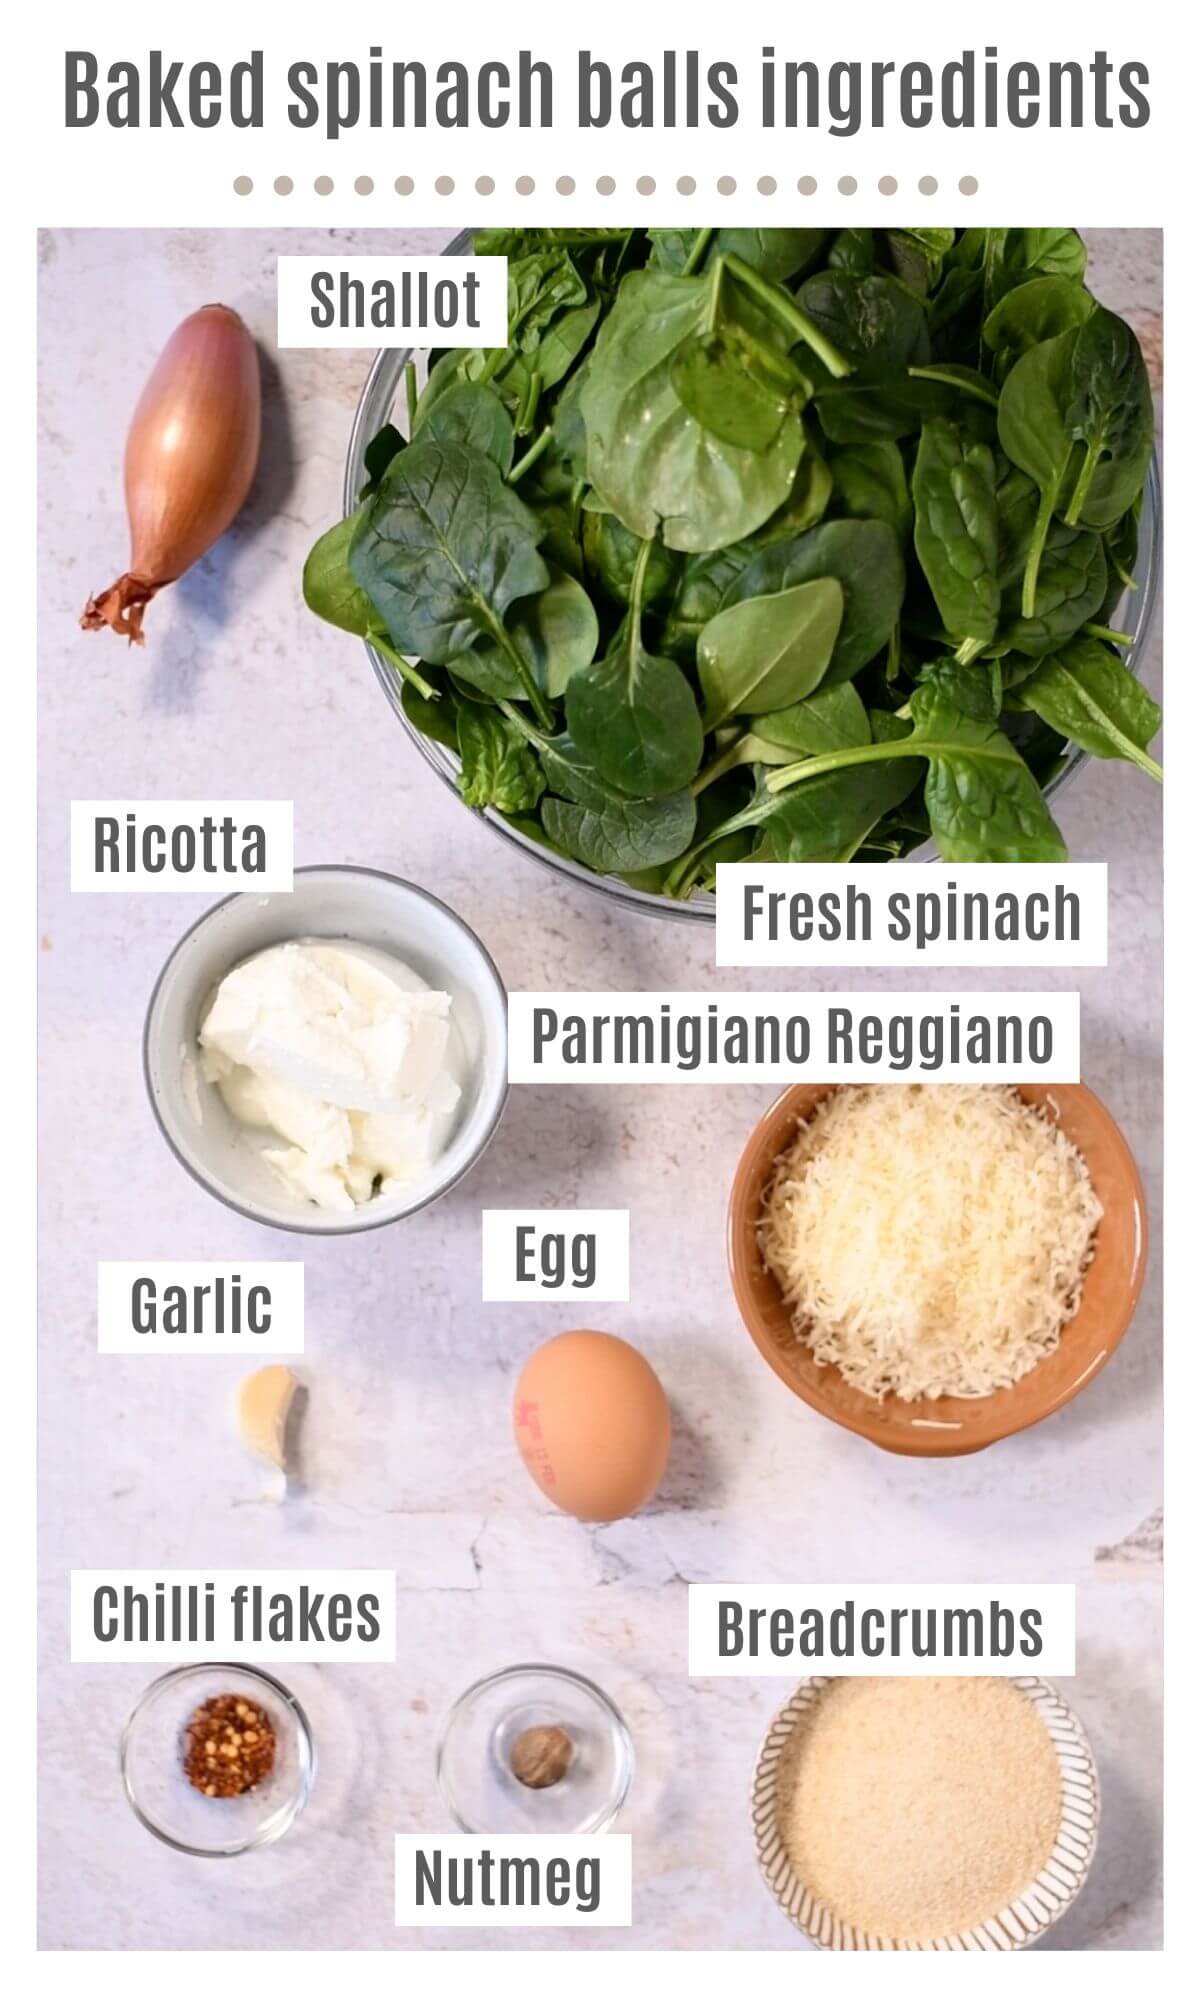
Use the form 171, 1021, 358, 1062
82, 304, 261, 643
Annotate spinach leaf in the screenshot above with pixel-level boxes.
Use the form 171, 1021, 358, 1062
982, 276, 1094, 380
416, 381, 514, 471
581, 267, 809, 551
912, 420, 1001, 651
362, 423, 405, 491
721, 520, 906, 685
753, 722, 922, 863
1008, 637, 1162, 777
457, 705, 547, 812
830, 441, 914, 540
753, 681, 873, 755
455, 567, 600, 702
1061, 306, 1154, 529
649, 227, 827, 283
541, 779, 696, 871
913, 666, 1068, 859
661, 546, 755, 657
697, 577, 845, 726
810, 362, 959, 443
665, 708, 917, 892
982, 228, 1088, 313
996, 328, 1077, 617
349, 441, 550, 719
504, 250, 598, 388
565, 540, 704, 794
764, 662, 1068, 861
303, 509, 376, 637
401, 676, 459, 753
795, 271, 930, 367
828, 228, 877, 277
303, 509, 439, 701
882, 228, 956, 295
670, 320, 810, 451
996, 520, 1107, 657
583, 508, 681, 609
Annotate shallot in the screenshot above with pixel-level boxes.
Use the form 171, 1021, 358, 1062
82, 304, 261, 643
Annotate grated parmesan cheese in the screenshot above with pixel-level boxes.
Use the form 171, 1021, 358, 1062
759, 1085, 1102, 1402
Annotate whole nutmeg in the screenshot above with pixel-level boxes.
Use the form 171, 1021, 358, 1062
510, 1724, 573, 1790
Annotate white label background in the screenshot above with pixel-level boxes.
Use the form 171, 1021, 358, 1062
97, 1262, 305, 1355
481, 1209, 630, 1301
715, 863, 1108, 968
69, 799, 294, 891
688, 1584, 1077, 1676
70, 1569, 397, 1662
509, 991, 1080, 1082
394, 1835, 633, 1927
277, 254, 508, 347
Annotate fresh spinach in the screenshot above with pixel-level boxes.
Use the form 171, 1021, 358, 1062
1061, 306, 1154, 529
697, 577, 845, 726
565, 541, 704, 795
1008, 636, 1162, 778
996, 329, 1078, 617
912, 420, 1001, 654
766, 663, 1068, 861
720, 520, 906, 684
305, 223, 1158, 890
457, 705, 547, 812
830, 441, 913, 540
350, 442, 548, 676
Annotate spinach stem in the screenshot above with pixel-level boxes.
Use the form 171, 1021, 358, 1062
507, 425, 554, 485
908, 364, 999, 409
954, 636, 987, 667
690, 735, 750, 796
1082, 621, 1134, 647
629, 536, 654, 629
765, 741, 932, 793
681, 228, 715, 277
487, 618, 553, 730
369, 632, 439, 704
1064, 438, 1102, 526
516, 368, 543, 438
497, 696, 549, 748
722, 253, 853, 379
404, 360, 418, 433
1021, 486, 1057, 619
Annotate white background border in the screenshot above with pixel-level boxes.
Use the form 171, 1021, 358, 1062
16, 0, 1188, 1984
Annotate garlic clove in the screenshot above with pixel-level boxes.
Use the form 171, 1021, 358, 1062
237, 1365, 300, 1499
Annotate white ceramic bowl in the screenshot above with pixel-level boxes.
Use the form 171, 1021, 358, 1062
143, 865, 508, 1234
752, 1676, 1100, 1951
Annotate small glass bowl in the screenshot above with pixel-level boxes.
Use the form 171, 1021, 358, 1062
120, 1663, 316, 1857
344, 231, 1163, 923
436, 1664, 634, 1835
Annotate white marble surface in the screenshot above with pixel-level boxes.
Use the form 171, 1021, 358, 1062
37, 228, 1163, 1950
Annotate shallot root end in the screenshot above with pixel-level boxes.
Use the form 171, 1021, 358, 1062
80, 575, 160, 646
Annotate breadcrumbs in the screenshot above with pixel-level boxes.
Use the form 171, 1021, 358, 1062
778, 1678, 1062, 1942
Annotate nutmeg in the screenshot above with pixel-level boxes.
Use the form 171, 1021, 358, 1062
510, 1724, 573, 1790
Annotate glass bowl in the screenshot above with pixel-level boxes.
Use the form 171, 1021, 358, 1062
344, 232, 1162, 923
120, 1663, 316, 1856
436, 1663, 634, 1834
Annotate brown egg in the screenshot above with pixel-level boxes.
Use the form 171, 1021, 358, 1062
513, 1330, 671, 1522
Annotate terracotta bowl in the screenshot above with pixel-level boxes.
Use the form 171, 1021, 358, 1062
728, 1083, 1148, 1457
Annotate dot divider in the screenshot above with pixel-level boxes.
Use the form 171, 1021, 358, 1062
234, 173, 980, 199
